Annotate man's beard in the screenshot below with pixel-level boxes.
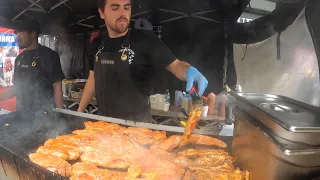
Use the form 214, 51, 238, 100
114, 23, 129, 33
18, 43, 26, 49
109, 16, 130, 34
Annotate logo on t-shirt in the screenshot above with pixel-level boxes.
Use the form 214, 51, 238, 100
119, 48, 135, 65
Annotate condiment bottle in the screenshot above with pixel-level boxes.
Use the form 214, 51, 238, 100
201, 96, 209, 118
208, 93, 216, 115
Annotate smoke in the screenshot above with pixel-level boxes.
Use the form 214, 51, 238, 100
0, 110, 68, 157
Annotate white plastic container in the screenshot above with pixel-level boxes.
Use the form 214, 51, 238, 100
201, 106, 209, 117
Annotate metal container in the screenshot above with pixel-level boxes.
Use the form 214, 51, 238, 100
230, 92, 320, 145
233, 109, 320, 180
62, 79, 87, 98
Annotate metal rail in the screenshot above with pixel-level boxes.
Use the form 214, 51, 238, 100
54, 108, 220, 135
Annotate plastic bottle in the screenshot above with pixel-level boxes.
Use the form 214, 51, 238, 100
201, 97, 209, 118
164, 89, 170, 103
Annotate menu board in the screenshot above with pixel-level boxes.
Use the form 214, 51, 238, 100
0, 27, 19, 86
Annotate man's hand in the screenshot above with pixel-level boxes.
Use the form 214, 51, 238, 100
166, 60, 208, 96
186, 66, 208, 96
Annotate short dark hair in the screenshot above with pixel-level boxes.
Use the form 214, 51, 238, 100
97, 0, 132, 10
97, 0, 106, 10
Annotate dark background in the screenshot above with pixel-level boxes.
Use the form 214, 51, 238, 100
0, 0, 318, 96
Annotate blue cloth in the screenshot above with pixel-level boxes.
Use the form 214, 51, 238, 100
186, 66, 208, 96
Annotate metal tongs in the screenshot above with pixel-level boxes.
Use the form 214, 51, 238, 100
188, 86, 203, 106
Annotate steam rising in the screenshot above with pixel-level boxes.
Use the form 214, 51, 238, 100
0, 111, 68, 158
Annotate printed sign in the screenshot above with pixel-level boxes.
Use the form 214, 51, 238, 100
0, 27, 19, 86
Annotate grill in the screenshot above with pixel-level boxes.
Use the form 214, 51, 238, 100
0, 110, 233, 180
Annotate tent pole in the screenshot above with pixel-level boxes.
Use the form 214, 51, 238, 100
50, 0, 70, 11
12, 0, 42, 21
76, 23, 94, 28
68, 15, 95, 27
27, 0, 47, 12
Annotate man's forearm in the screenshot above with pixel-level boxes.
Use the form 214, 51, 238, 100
54, 90, 64, 109
166, 60, 190, 81
78, 73, 95, 112
52, 81, 64, 108
78, 84, 95, 112
0, 87, 16, 101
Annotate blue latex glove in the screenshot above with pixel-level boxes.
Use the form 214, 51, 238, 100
186, 66, 208, 96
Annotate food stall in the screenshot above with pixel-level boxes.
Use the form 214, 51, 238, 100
0, 0, 320, 179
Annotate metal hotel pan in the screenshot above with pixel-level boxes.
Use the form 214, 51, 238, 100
230, 92, 320, 145
0, 110, 233, 180
233, 109, 320, 180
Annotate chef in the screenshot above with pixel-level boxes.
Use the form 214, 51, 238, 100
77, 0, 208, 122
0, 19, 65, 113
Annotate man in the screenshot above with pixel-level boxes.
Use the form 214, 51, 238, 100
78, 0, 208, 122
0, 19, 65, 113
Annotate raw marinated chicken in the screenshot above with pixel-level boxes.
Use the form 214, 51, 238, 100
29, 153, 71, 177
179, 134, 227, 148
183, 108, 202, 139
151, 134, 226, 151
193, 154, 234, 168
70, 162, 99, 177
30, 121, 249, 180
185, 168, 249, 180
124, 127, 167, 147
44, 134, 93, 147
36, 143, 80, 160
150, 135, 183, 151
178, 149, 228, 158
173, 156, 193, 167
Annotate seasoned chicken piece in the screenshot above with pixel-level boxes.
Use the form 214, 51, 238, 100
70, 162, 99, 177
84, 121, 111, 129
183, 108, 202, 139
127, 163, 142, 178
70, 173, 94, 180
36, 143, 80, 160
125, 127, 154, 134
70, 162, 129, 180
150, 135, 183, 151
179, 134, 227, 148
153, 131, 167, 143
128, 148, 186, 180
183, 170, 191, 180
127, 131, 156, 146
85, 121, 125, 134
29, 153, 71, 177
80, 135, 135, 169
81, 151, 129, 169
70, 169, 114, 180
36, 145, 68, 160
44, 134, 90, 147
193, 154, 234, 169
173, 156, 193, 167
178, 149, 228, 158
124, 127, 165, 147
189, 162, 234, 172
73, 129, 98, 137
77, 140, 99, 153
188, 168, 248, 180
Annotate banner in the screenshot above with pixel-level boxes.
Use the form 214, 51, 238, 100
0, 27, 19, 86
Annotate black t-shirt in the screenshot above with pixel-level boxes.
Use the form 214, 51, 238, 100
13, 45, 65, 111
89, 29, 177, 94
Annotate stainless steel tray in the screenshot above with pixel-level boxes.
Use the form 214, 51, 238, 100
233, 109, 320, 180
230, 92, 320, 145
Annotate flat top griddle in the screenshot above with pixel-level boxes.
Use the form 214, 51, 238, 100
0, 110, 233, 180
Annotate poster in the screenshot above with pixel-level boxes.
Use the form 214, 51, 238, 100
0, 28, 19, 86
